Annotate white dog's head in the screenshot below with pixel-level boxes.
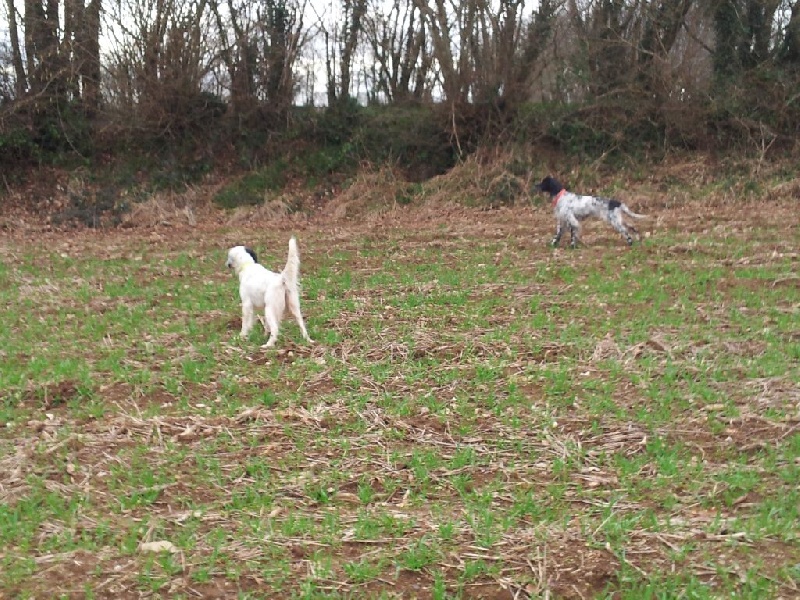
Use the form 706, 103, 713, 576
226, 246, 259, 276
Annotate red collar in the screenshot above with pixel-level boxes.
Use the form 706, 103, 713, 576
552, 189, 566, 206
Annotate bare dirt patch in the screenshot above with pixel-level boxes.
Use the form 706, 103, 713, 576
22, 380, 83, 410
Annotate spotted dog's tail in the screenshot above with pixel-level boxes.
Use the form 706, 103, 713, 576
282, 237, 301, 290
621, 204, 647, 219
609, 199, 647, 220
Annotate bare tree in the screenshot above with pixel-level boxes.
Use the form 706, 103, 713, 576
104, 0, 216, 136
638, 0, 694, 94
713, 0, 789, 80
363, 0, 432, 102
77, 0, 102, 114
5, 0, 28, 96
412, 0, 474, 104
411, 0, 551, 107
24, 0, 65, 101
320, 0, 368, 104
512, 0, 560, 99
781, 0, 800, 63
209, 0, 307, 117
1, 0, 101, 143
339, 0, 367, 101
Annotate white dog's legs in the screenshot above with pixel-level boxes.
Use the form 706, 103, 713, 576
241, 301, 256, 338
259, 286, 313, 348
261, 283, 286, 348
262, 308, 281, 347
287, 288, 313, 343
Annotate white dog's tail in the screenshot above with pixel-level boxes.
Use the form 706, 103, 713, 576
282, 237, 301, 290
621, 204, 647, 219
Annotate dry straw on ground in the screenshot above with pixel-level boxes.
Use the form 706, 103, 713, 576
320, 166, 411, 221
225, 194, 295, 225
123, 187, 212, 228
421, 152, 531, 209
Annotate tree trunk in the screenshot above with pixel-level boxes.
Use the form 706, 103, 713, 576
80, 0, 102, 115
781, 0, 800, 63
339, 0, 367, 102
5, 0, 28, 95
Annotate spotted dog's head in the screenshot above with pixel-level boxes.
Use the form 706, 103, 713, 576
534, 176, 565, 197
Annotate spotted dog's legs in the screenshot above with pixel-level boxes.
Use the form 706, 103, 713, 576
567, 214, 581, 248
552, 223, 564, 247
553, 214, 582, 248
609, 213, 634, 245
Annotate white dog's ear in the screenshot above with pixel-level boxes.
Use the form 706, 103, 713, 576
245, 247, 258, 263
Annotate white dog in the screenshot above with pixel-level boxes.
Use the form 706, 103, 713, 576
226, 237, 313, 347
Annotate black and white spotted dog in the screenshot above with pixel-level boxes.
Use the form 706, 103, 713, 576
534, 176, 647, 247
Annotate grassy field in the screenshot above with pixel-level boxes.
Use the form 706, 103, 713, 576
1, 175, 799, 598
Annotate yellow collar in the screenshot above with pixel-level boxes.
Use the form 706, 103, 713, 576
236, 262, 256, 276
